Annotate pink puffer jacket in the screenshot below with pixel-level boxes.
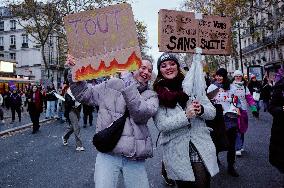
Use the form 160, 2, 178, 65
70, 78, 159, 160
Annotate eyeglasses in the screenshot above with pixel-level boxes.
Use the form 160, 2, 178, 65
235, 75, 242, 78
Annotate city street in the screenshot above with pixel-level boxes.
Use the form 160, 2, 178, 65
0, 110, 283, 188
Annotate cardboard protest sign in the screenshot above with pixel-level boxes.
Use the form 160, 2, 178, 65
64, 3, 142, 81
158, 9, 232, 55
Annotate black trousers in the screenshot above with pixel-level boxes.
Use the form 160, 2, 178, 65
11, 107, 21, 121
83, 112, 93, 125
30, 112, 40, 131
0, 107, 3, 120
176, 162, 210, 188
226, 127, 237, 166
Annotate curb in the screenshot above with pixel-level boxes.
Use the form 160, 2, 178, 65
0, 118, 56, 137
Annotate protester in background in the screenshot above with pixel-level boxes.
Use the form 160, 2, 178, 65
20, 89, 26, 112
45, 84, 57, 119
66, 54, 158, 188
10, 88, 22, 124
0, 92, 4, 123
207, 68, 240, 177
56, 86, 65, 122
82, 104, 94, 128
248, 75, 262, 112
260, 77, 272, 112
268, 68, 284, 174
153, 53, 219, 187
230, 70, 259, 157
62, 86, 84, 151
41, 86, 47, 111
4, 91, 11, 109
27, 85, 43, 134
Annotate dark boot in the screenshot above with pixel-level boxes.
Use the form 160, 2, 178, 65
228, 165, 239, 177
161, 161, 176, 186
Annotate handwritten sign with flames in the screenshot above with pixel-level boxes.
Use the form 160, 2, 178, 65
64, 3, 142, 80
158, 9, 232, 55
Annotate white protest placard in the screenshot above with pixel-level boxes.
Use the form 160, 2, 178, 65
158, 9, 232, 55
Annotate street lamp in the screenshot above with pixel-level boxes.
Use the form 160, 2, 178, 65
238, 22, 244, 73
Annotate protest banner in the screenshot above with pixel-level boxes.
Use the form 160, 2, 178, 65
158, 9, 232, 55
64, 3, 142, 81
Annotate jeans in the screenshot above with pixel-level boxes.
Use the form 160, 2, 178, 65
255, 101, 260, 112
94, 152, 149, 188
262, 100, 269, 112
235, 132, 244, 151
63, 111, 82, 147
46, 101, 56, 118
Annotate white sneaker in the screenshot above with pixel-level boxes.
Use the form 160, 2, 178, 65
236, 150, 242, 156
62, 136, 68, 146
76, 147, 85, 151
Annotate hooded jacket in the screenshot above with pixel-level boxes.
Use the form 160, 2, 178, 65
69, 76, 159, 160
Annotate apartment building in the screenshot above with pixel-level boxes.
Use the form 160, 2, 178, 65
235, 0, 284, 81
0, 6, 63, 85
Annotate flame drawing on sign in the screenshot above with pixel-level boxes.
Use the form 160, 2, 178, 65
75, 52, 141, 80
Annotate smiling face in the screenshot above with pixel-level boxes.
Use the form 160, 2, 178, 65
134, 59, 153, 84
234, 75, 243, 82
159, 60, 178, 80
216, 74, 224, 84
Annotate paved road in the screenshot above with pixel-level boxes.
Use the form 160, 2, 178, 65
0, 111, 283, 188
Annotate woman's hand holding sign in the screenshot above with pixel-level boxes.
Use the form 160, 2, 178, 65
65, 54, 76, 67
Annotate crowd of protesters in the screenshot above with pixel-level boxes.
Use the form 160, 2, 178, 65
0, 54, 283, 187
63, 51, 284, 188
0, 81, 100, 134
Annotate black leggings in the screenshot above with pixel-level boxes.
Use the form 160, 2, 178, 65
226, 127, 237, 166
176, 162, 210, 188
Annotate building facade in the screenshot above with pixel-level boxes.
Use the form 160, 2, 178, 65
234, 0, 284, 81
0, 6, 63, 86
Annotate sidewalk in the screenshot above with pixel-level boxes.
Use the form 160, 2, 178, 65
0, 106, 56, 136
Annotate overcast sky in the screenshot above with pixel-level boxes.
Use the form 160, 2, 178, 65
131, 0, 183, 70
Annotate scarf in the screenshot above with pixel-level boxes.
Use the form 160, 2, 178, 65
155, 76, 189, 109
213, 81, 223, 89
32, 91, 42, 112
233, 81, 244, 87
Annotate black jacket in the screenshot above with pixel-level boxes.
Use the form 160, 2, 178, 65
248, 80, 262, 94
46, 89, 57, 101
268, 77, 284, 173
64, 93, 81, 124
10, 93, 22, 108
205, 103, 228, 152
260, 83, 272, 101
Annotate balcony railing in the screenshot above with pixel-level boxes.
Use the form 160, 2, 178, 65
21, 43, 29, 48
9, 45, 16, 50
242, 28, 284, 54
